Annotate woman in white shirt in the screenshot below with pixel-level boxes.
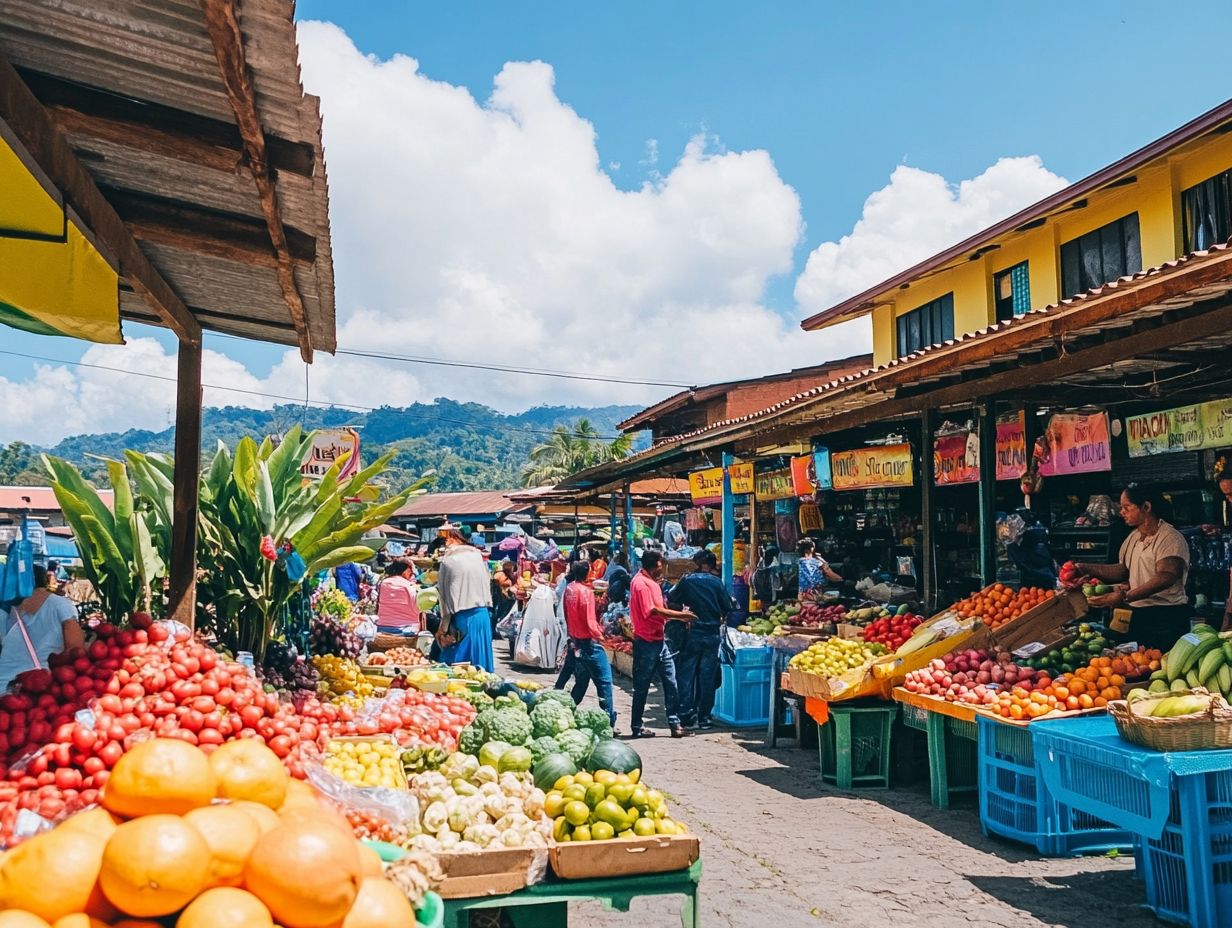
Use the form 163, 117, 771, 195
0, 565, 84, 691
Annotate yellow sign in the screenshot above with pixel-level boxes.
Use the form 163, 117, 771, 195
728, 462, 754, 495
830, 444, 915, 491
1201, 398, 1232, 450
301, 428, 361, 480
754, 467, 795, 501
687, 468, 724, 506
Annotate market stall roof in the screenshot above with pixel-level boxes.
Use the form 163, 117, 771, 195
391, 491, 532, 521
507, 476, 692, 503
0, 0, 335, 359
563, 240, 1232, 481
800, 97, 1232, 333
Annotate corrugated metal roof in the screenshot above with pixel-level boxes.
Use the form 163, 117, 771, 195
0, 485, 113, 511
393, 491, 531, 519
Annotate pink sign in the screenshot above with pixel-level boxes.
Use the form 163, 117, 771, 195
1036, 412, 1111, 476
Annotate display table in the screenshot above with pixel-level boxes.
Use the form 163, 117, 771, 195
439, 860, 702, 928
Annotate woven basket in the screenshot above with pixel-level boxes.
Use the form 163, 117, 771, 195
369, 632, 417, 653
1109, 688, 1232, 751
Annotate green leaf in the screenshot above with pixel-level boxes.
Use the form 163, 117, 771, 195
254, 460, 276, 535
42, 454, 116, 538
306, 543, 382, 574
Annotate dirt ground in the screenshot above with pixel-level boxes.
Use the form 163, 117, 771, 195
496, 651, 1163, 928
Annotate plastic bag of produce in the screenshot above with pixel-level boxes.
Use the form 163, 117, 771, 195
495, 603, 521, 641
305, 757, 421, 829
514, 586, 564, 669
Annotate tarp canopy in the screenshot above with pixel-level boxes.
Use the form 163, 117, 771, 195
0, 130, 120, 343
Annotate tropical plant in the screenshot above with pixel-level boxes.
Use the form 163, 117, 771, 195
43, 453, 167, 621
520, 419, 632, 487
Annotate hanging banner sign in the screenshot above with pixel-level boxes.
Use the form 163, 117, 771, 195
995, 413, 1027, 481
812, 448, 833, 490
789, 455, 818, 496
301, 428, 361, 480
754, 467, 796, 501
830, 443, 915, 491
799, 502, 824, 533
1037, 412, 1111, 476
687, 468, 723, 507
728, 462, 754, 496
1126, 409, 1174, 458
933, 432, 979, 486
1201, 398, 1232, 450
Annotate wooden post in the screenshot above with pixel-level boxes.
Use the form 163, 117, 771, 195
608, 493, 618, 560
168, 339, 202, 627
978, 399, 998, 587
919, 408, 936, 611
624, 484, 635, 570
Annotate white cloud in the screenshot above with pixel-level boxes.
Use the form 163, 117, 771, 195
794, 157, 1069, 315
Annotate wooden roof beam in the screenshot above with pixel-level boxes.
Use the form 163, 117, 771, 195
0, 53, 201, 344
201, 0, 313, 363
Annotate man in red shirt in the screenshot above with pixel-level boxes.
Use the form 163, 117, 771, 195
562, 561, 616, 726
628, 551, 693, 738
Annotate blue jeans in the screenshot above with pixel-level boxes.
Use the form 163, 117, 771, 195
631, 638, 680, 732
569, 639, 616, 726
677, 632, 721, 724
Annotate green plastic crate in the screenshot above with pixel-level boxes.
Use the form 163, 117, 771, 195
818, 703, 896, 789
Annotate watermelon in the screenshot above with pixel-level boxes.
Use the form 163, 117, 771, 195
532, 752, 578, 790
584, 738, 641, 775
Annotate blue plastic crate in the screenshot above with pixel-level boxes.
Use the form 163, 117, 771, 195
976, 715, 1132, 856
714, 661, 771, 727
733, 645, 773, 668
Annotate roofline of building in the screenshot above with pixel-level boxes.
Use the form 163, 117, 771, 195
799, 97, 1232, 332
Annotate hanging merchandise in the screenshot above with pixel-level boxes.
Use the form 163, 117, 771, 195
812, 447, 833, 490
933, 430, 979, 485
755, 467, 796, 500
995, 412, 1028, 481
799, 502, 824, 533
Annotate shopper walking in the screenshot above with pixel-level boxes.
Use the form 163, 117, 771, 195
435, 528, 495, 671
0, 565, 84, 692
628, 551, 692, 738
375, 558, 420, 634
561, 561, 617, 725
669, 550, 735, 730
1077, 484, 1192, 651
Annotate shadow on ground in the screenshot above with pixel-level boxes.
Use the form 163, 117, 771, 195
966, 870, 1154, 928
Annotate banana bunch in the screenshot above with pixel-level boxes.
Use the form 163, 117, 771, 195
1148, 625, 1232, 697
1127, 688, 1218, 717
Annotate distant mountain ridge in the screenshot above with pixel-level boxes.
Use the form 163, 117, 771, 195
24, 399, 645, 492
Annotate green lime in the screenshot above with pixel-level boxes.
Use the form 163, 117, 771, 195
544, 793, 565, 819
585, 783, 607, 808
565, 800, 592, 826
590, 821, 615, 841
562, 784, 588, 804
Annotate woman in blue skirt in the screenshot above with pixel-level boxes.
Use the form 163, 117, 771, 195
435, 527, 495, 672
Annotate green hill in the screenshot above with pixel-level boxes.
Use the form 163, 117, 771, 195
0, 399, 644, 492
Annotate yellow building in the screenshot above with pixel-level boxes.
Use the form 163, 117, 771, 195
802, 100, 1232, 367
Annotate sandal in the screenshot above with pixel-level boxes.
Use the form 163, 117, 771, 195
630, 729, 657, 738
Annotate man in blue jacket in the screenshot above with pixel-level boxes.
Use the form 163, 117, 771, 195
668, 550, 734, 730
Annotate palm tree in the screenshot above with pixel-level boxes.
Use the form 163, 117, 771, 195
521, 419, 632, 487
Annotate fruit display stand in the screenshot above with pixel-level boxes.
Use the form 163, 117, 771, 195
765, 634, 819, 746
976, 712, 1132, 856
1034, 714, 1232, 928
892, 687, 978, 808
438, 859, 702, 928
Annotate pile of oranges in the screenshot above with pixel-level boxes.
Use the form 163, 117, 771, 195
953, 584, 1056, 631
986, 648, 1162, 721
0, 738, 416, 928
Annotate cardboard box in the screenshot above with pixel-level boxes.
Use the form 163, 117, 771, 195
835, 623, 867, 641
663, 559, 693, 581
549, 835, 700, 880
890, 685, 978, 723
990, 589, 1088, 654
434, 847, 540, 898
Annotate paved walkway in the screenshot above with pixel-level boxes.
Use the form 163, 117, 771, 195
497, 651, 1161, 928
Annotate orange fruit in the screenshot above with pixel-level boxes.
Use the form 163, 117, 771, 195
243, 821, 363, 928
279, 779, 325, 814
208, 740, 289, 810
58, 808, 122, 841
101, 738, 217, 819
229, 800, 283, 834
176, 887, 274, 928
277, 801, 352, 836
0, 826, 111, 921
111, 922, 166, 928
50, 917, 108, 928
0, 914, 51, 928
99, 814, 211, 917
341, 877, 416, 928
184, 804, 262, 887
358, 844, 384, 879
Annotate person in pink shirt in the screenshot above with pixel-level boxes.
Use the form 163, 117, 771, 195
628, 551, 693, 738
376, 558, 420, 634
561, 561, 616, 725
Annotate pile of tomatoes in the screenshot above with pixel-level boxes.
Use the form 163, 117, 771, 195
0, 618, 474, 847
952, 584, 1056, 631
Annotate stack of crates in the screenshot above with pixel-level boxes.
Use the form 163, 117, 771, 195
977, 714, 1131, 856
714, 646, 773, 728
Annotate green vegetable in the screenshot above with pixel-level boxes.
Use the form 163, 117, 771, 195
529, 736, 562, 763
584, 738, 641, 775
461, 691, 495, 712
556, 729, 596, 766
474, 707, 499, 740
498, 746, 534, 773
533, 690, 577, 712
574, 707, 613, 739
530, 699, 576, 739
488, 708, 533, 745
478, 740, 513, 769
457, 724, 486, 757
532, 752, 578, 790
494, 694, 528, 714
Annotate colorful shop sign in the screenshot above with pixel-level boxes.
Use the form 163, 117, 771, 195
728, 462, 754, 496
754, 467, 796, 501
1037, 412, 1111, 476
995, 413, 1027, 481
1126, 399, 1232, 457
301, 428, 361, 480
789, 454, 820, 496
933, 432, 979, 486
1202, 398, 1232, 450
687, 467, 724, 506
830, 443, 915, 491
812, 447, 833, 490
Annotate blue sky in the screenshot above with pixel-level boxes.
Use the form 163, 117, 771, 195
5, 1, 1232, 444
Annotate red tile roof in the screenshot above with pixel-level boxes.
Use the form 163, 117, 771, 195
0, 486, 113, 511
392, 491, 530, 519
